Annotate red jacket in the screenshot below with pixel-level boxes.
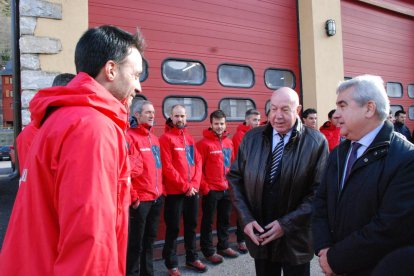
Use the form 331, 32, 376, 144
196, 129, 234, 194
159, 119, 202, 195
232, 123, 251, 154
127, 124, 164, 202
15, 122, 38, 174
0, 73, 131, 276
319, 121, 341, 151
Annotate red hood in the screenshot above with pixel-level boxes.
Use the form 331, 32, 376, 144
236, 123, 251, 133
29, 72, 128, 130
202, 128, 229, 140
320, 121, 337, 131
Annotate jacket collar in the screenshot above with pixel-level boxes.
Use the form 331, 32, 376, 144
339, 120, 392, 154
262, 118, 302, 146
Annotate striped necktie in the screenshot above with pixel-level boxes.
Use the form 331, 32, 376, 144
269, 134, 285, 182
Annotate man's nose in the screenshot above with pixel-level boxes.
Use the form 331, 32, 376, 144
134, 80, 142, 94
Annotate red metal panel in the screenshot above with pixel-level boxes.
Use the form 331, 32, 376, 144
88, 0, 301, 140
342, 0, 414, 129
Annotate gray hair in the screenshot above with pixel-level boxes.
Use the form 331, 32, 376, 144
131, 100, 153, 115
337, 75, 389, 121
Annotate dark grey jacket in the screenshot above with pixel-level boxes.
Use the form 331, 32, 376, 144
228, 119, 328, 264
313, 121, 414, 275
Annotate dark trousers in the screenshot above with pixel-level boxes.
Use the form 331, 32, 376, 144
236, 219, 245, 243
126, 197, 164, 276
162, 194, 199, 269
254, 259, 310, 276
200, 190, 232, 257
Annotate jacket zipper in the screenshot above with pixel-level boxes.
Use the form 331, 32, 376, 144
182, 130, 191, 183
218, 136, 227, 190
148, 134, 159, 197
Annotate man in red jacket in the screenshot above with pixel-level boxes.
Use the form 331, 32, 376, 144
320, 109, 341, 151
197, 110, 239, 265
232, 108, 261, 153
160, 104, 205, 275
0, 25, 145, 276
126, 100, 164, 276
232, 108, 261, 253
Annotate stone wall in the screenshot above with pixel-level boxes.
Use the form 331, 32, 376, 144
19, 0, 62, 125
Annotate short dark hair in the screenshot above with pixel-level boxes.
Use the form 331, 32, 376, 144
302, 108, 317, 119
75, 25, 145, 78
210, 109, 226, 123
328, 109, 336, 119
245, 109, 260, 118
52, 73, 75, 87
395, 110, 406, 117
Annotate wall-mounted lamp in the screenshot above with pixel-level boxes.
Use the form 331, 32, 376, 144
325, 19, 336, 36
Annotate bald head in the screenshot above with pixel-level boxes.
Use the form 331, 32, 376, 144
271, 87, 300, 108
268, 87, 302, 134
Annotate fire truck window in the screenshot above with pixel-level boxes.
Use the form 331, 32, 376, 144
408, 84, 414, 99
140, 59, 148, 82
264, 68, 295, 90
163, 96, 207, 121
408, 106, 414, 121
218, 64, 254, 88
219, 98, 256, 121
162, 59, 205, 85
386, 82, 403, 98
390, 105, 403, 117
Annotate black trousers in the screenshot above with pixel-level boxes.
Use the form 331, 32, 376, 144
126, 197, 164, 276
254, 259, 310, 276
236, 219, 245, 243
162, 194, 199, 269
200, 190, 232, 257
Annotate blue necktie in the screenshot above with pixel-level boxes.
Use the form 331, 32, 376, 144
269, 134, 285, 182
342, 142, 362, 189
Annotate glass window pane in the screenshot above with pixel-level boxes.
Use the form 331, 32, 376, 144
408, 84, 414, 99
219, 98, 256, 121
140, 59, 148, 82
163, 96, 207, 121
408, 106, 414, 120
265, 100, 271, 117
390, 105, 403, 117
386, 82, 403, 98
162, 59, 205, 85
265, 69, 295, 89
218, 64, 254, 88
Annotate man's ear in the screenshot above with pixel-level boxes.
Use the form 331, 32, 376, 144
296, 105, 302, 114
366, 101, 376, 118
104, 60, 117, 81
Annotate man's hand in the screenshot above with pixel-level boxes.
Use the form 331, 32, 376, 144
185, 187, 197, 197
318, 248, 335, 276
260, 220, 284, 245
131, 199, 140, 209
244, 221, 264, 246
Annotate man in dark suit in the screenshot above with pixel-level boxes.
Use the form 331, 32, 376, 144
313, 75, 414, 275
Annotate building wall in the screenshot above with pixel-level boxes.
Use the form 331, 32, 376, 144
298, 0, 344, 127
36, 0, 88, 74
19, 0, 88, 125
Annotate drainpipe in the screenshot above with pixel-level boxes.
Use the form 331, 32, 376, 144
11, 0, 21, 176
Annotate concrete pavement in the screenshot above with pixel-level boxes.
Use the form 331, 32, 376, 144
152, 244, 324, 275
